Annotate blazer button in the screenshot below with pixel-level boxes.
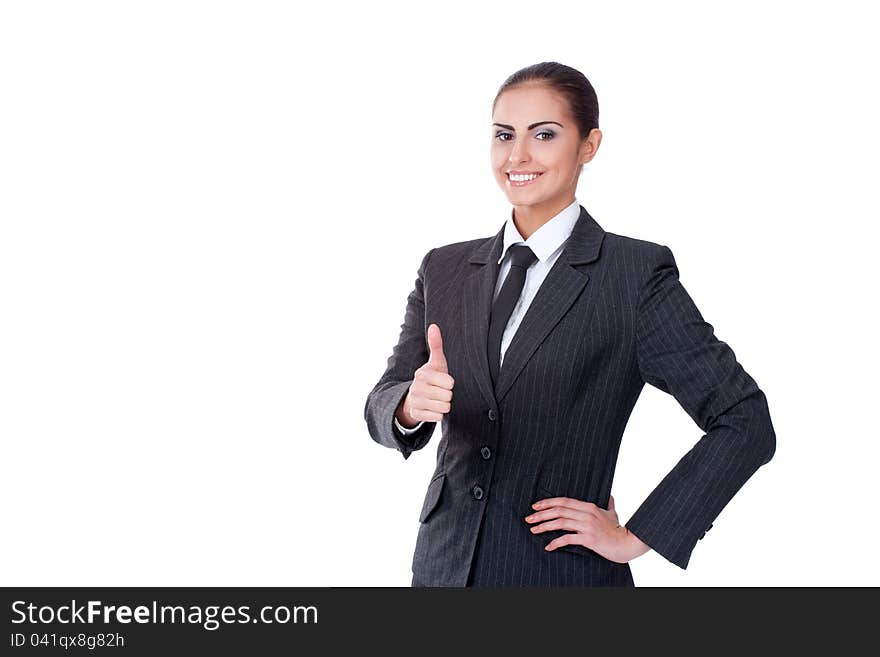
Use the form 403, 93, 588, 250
472, 485, 484, 500
480, 446, 491, 460
488, 409, 497, 421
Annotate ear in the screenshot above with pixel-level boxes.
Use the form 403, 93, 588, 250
579, 128, 602, 165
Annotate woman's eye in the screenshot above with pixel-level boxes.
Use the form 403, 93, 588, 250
494, 130, 554, 141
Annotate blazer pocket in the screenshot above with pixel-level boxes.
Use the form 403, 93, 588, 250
418, 472, 446, 523
535, 466, 556, 499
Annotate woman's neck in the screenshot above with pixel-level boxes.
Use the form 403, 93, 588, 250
513, 196, 575, 241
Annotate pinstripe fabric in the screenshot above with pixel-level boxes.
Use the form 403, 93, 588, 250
363, 205, 776, 586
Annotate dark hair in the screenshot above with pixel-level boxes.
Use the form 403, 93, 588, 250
492, 62, 599, 141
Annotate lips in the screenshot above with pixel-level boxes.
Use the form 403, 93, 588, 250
507, 171, 543, 187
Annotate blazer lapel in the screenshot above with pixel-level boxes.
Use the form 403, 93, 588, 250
495, 205, 605, 403
463, 222, 505, 411
464, 204, 607, 408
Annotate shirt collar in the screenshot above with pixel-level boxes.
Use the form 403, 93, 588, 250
497, 198, 581, 265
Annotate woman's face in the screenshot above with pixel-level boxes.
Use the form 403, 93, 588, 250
491, 84, 601, 212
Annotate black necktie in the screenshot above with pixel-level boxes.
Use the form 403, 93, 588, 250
488, 244, 538, 387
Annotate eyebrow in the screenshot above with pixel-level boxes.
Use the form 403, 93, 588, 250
492, 121, 564, 130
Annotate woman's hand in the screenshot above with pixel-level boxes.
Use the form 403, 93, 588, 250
524, 495, 651, 564
397, 323, 454, 427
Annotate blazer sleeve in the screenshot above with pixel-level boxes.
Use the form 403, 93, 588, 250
624, 244, 776, 569
363, 248, 439, 460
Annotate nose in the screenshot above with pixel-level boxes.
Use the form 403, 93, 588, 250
508, 137, 530, 165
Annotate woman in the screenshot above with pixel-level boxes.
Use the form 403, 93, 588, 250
364, 62, 776, 587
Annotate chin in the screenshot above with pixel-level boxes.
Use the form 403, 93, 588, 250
505, 191, 549, 205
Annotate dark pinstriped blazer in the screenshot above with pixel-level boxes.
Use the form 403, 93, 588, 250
364, 204, 776, 587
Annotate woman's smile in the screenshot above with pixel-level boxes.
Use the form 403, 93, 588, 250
507, 171, 544, 187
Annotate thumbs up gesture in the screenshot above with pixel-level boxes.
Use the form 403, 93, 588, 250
396, 323, 455, 427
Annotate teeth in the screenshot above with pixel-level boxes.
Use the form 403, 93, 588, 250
509, 173, 540, 181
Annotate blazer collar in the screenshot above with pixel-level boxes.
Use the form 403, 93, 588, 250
462, 204, 606, 408
469, 204, 605, 266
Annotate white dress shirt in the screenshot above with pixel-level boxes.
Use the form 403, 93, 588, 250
395, 198, 582, 435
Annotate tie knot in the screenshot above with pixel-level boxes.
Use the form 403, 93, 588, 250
507, 244, 538, 269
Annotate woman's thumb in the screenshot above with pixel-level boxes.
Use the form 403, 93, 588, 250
427, 323, 447, 372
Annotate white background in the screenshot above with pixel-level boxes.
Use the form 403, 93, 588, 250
1, 1, 877, 587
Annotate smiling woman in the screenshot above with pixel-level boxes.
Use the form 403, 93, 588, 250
364, 61, 776, 588
490, 73, 602, 241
